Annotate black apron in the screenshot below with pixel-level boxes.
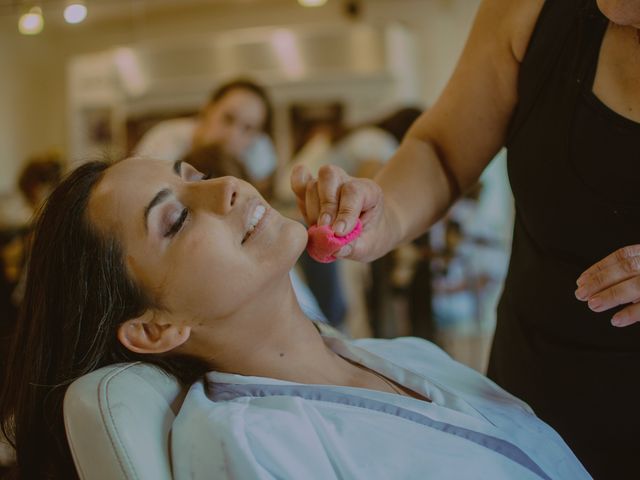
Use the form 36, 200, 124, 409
487, 0, 640, 478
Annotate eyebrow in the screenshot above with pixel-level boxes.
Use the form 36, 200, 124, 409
144, 188, 172, 233
143, 161, 184, 233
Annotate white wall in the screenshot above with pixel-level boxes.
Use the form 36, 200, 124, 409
0, 20, 66, 192
0, 0, 480, 193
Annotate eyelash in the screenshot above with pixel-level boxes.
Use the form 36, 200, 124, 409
163, 172, 209, 238
165, 208, 189, 238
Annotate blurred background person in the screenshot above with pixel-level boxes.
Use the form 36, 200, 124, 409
135, 78, 277, 198
0, 152, 63, 318
0, 152, 63, 469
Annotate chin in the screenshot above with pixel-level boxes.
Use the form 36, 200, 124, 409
275, 219, 308, 266
289, 220, 310, 257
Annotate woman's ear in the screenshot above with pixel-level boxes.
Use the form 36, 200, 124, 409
117, 310, 191, 355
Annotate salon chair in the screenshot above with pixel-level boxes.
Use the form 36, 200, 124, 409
62, 295, 327, 479
64, 362, 185, 479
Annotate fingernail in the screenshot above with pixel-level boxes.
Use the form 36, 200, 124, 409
588, 297, 602, 311
575, 287, 588, 300
611, 316, 623, 327
319, 213, 331, 226
337, 244, 352, 257
334, 221, 346, 235
576, 275, 586, 287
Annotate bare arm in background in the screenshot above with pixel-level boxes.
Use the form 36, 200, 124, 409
292, 0, 543, 262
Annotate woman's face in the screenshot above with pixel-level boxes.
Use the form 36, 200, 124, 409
597, 0, 640, 26
194, 88, 267, 157
88, 157, 307, 325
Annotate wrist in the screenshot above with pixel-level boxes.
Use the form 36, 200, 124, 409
378, 196, 407, 255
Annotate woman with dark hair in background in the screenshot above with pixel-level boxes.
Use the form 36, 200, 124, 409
0, 157, 588, 479
136, 77, 276, 197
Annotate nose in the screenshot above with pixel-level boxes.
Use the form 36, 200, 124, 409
191, 176, 238, 216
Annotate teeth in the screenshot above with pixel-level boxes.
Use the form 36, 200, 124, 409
249, 205, 266, 228
243, 205, 266, 243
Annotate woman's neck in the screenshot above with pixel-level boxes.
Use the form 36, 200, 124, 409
191, 277, 359, 387
189, 277, 431, 401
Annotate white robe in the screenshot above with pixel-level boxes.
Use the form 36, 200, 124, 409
172, 324, 590, 479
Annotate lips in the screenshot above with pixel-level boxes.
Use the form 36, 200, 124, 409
242, 200, 269, 244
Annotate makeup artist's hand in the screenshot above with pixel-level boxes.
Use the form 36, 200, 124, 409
575, 245, 640, 327
290, 164, 400, 262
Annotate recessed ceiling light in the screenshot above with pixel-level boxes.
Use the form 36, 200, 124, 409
64, 2, 88, 24
18, 6, 44, 35
298, 0, 328, 7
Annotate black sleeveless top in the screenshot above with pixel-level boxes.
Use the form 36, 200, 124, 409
487, 0, 640, 478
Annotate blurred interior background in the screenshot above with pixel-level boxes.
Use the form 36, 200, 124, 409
0, 0, 514, 376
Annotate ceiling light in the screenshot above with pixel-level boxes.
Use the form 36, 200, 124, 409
298, 0, 327, 7
18, 6, 44, 35
64, 2, 87, 24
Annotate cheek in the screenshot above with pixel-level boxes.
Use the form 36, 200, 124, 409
170, 233, 253, 318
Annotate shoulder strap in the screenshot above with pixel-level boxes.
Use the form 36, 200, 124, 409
506, 0, 593, 144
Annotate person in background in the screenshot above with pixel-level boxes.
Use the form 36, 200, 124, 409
135, 78, 277, 198
17, 154, 63, 214
292, 0, 640, 476
0, 152, 63, 471
9, 154, 64, 307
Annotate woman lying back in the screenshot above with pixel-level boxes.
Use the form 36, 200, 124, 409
0, 158, 589, 479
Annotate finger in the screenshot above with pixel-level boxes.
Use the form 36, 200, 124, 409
585, 276, 640, 313
335, 241, 354, 259
577, 245, 640, 285
336, 228, 378, 262
305, 179, 321, 225
334, 203, 384, 261
333, 179, 382, 237
295, 197, 310, 226
291, 164, 313, 205
575, 255, 640, 300
611, 302, 640, 327
317, 165, 347, 227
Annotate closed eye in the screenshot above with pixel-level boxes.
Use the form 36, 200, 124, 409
165, 208, 189, 238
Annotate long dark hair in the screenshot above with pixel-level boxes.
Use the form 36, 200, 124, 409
0, 161, 209, 479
